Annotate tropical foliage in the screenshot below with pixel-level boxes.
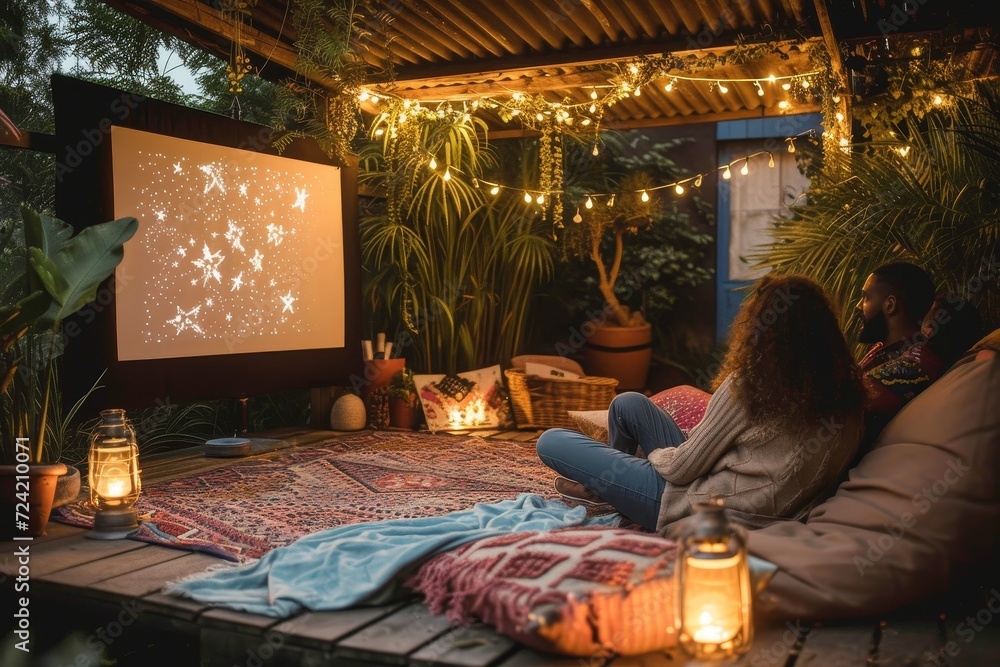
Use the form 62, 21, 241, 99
557, 132, 714, 329
756, 81, 1000, 334
359, 104, 555, 374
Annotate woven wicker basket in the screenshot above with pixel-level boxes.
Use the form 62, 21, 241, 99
505, 368, 618, 430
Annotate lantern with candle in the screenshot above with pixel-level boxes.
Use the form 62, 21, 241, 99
87, 409, 142, 539
675, 498, 752, 658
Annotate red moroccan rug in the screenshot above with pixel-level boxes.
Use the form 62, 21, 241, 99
54, 431, 558, 562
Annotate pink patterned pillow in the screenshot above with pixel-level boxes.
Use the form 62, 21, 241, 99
407, 526, 679, 657
649, 385, 711, 432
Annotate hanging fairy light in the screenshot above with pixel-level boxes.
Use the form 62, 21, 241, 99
740, 158, 749, 176
722, 165, 732, 180
592, 144, 600, 156
536, 193, 545, 205
443, 167, 452, 181
428, 157, 437, 170
585, 196, 594, 209
523, 191, 532, 203
754, 81, 764, 96
573, 208, 583, 223
640, 190, 650, 202
768, 153, 775, 168
717, 81, 729, 94
490, 185, 500, 196
675, 183, 685, 195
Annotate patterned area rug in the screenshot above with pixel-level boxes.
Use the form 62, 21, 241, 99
54, 431, 559, 562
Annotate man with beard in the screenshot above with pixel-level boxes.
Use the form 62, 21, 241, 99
854, 261, 938, 443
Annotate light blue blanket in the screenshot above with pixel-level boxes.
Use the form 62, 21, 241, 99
166, 493, 619, 617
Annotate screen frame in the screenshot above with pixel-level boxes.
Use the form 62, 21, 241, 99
53, 74, 363, 410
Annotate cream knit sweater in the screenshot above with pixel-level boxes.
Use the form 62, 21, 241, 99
647, 375, 863, 533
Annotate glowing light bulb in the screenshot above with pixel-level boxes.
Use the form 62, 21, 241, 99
536, 113, 544, 121
640, 190, 649, 202
633, 86, 641, 96
768, 74, 777, 83
933, 95, 943, 105
629, 64, 639, 75
573, 208, 582, 223
524, 191, 532, 203
675, 183, 684, 195
592, 145, 599, 156
590, 89, 598, 100
755, 81, 764, 96
589, 103, 597, 113
443, 167, 451, 181
536, 194, 545, 205
428, 157, 437, 170
581, 118, 591, 125
607, 194, 616, 207
778, 100, 790, 110
768, 153, 775, 168
358, 90, 370, 102
490, 185, 500, 196
740, 159, 749, 176
665, 81, 674, 92
718, 81, 729, 94
787, 139, 796, 153
781, 82, 791, 91
374, 128, 384, 136
723, 165, 732, 179
585, 196, 594, 209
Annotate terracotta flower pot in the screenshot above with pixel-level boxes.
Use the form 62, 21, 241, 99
389, 395, 420, 430
0, 462, 68, 538
582, 322, 654, 393
53, 464, 82, 509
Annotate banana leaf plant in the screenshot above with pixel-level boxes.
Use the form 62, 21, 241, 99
1, 206, 138, 464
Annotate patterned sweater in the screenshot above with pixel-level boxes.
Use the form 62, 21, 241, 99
647, 375, 863, 533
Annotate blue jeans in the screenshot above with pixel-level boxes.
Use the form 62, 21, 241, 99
536, 392, 687, 531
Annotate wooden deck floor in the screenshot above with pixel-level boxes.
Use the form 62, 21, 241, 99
3, 427, 998, 666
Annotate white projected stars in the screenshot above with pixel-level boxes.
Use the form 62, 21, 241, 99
239, 184, 248, 197
176, 247, 187, 257
173, 162, 182, 174
249, 249, 264, 272
167, 305, 204, 334
155, 210, 166, 221
231, 272, 244, 292
266, 223, 285, 246
293, 187, 309, 211
192, 244, 225, 287
225, 220, 245, 252
280, 291, 297, 313
199, 164, 226, 194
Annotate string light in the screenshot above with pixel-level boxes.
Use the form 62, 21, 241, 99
665, 79, 676, 92
777, 100, 790, 110
443, 167, 451, 181
755, 81, 764, 96
675, 183, 685, 195
590, 89, 598, 100
607, 194, 616, 207
933, 95, 943, 105
781, 82, 792, 90
768, 152, 775, 168
717, 81, 729, 94
523, 191, 532, 203
722, 165, 732, 180
592, 144, 600, 156
374, 128, 384, 136
786, 137, 796, 153
536, 194, 545, 205
640, 190, 649, 202
585, 196, 594, 209
490, 185, 500, 196
573, 208, 583, 223
740, 158, 749, 176
428, 157, 437, 170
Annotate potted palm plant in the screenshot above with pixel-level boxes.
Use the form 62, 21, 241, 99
1, 205, 138, 536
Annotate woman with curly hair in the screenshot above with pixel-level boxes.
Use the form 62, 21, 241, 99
536, 274, 866, 533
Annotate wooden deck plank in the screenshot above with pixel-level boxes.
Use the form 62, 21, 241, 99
272, 603, 406, 649
409, 623, 518, 667
334, 602, 457, 664
496, 648, 605, 666
140, 590, 211, 622
795, 623, 874, 666
40, 544, 187, 587
88, 551, 220, 598
200, 606, 284, 632
607, 649, 686, 665
17, 532, 148, 577
876, 619, 944, 667
734, 622, 802, 665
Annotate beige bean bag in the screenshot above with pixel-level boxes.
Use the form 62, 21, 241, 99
747, 329, 1000, 621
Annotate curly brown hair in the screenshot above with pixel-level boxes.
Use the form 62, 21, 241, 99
713, 274, 865, 429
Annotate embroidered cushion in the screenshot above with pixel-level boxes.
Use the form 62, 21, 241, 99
407, 526, 680, 657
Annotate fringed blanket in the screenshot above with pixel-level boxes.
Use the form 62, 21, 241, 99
166, 493, 620, 617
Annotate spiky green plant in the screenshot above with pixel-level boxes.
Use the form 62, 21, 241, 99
756, 82, 1000, 334
359, 103, 554, 374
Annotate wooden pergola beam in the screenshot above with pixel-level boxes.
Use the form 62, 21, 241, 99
813, 0, 852, 133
